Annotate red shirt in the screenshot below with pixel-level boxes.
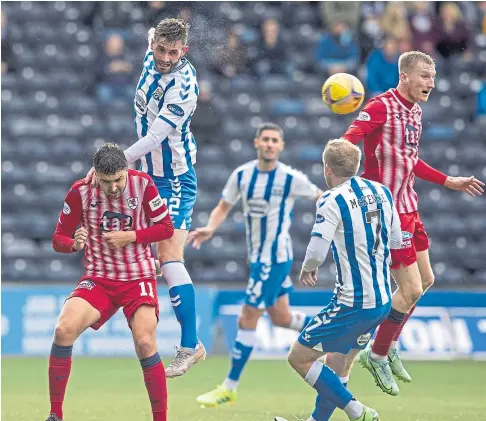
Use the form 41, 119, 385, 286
53, 169, 174, 281
343, 88, 446, 214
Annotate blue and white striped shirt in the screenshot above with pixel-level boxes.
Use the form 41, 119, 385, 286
133, 48, 198, 178
311, 176, 402, 309
222, 160, 321, 265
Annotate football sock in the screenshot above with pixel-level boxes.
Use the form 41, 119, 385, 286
371, 308, 407, 356
49, 343, 73, 420
289, 311, 313, 332
225, 329, 257, 389
305, 362, 353, 410
393, 304, 417, 341
162, 261, 199, 349
312, 376, 348, 421
140, 353, 167, 421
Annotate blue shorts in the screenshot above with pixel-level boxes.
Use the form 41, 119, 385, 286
151, 167, 197, 230
298, 297, 391, 354
245, 261, 294, 309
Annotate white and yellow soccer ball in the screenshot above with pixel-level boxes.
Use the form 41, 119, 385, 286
321, 73, 365, 115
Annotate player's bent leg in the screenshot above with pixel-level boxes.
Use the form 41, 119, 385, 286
196, 305, 261, 408
131, 304, 168, 421
158, 230, 206, 378
48, 297, 101, 421
416, 248, 435, 293
288, 342, 379, 421
267, 294, 312, 332
364, 262, 421, 392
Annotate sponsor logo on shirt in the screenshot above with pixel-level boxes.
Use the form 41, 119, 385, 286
127, 197, 139, 210
149, 195, 164, 211
63, 202, 71, 215
135, 89, 147, 115
100, 211, 133, 232
316, 214, 325, 224
167, 104, 184, 117
357, 111, 370, 121
247, 199, 270, 218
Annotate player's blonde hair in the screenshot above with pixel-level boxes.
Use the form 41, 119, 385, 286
398, 51, 435, 73
322, 139, 361, 177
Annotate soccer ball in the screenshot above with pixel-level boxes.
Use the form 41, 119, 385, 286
321, 73, 365, 115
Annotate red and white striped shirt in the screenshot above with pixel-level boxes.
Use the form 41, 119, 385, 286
53, 169, 174, 282
343, 89, 424, 214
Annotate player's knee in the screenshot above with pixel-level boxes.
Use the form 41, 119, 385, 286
270, 311, 292, 328
405, 284, 423, 305
54, 320, 78, 344
158, 249, 183, 264
421, 273, 435, 292
134, 335, 157, 359
238, 306, 260, 330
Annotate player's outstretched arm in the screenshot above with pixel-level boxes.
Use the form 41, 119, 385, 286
444, 175, 484, 197
187, 199, 233, 250
414, 159, 485, 197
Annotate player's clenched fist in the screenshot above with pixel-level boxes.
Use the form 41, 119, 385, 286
299, 268, 318, 287
187, 227, 214, 250
73, 227, 88, 251
102, 231, 136, 249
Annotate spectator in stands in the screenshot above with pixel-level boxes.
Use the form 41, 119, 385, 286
315, 22, 360, 76
320, 2, 360, 32
146, 1, 181, 28
253, 18, 288, 76
359, 2, 386, 61
1, 10, 15, 74
435, 2, 472, 60
408, 2, 438, 56
211, 29, 248, 78
96, 33, 134, 104
190, 80, 222, 143
380, 3, 412, 42
366, 38, 400, 96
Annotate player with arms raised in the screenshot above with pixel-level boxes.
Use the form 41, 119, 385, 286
87, 18, 205, 377
45, 143, 174, 421
342, 51, 484, 395
190, 123, 323, 407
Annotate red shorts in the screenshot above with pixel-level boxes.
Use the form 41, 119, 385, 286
69, 276, 159, 330
391, 211, 430, 269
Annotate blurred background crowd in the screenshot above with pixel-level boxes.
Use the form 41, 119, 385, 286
2, 1, 486, 287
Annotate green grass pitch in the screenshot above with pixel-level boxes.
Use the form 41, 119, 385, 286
2, 357, 485, 421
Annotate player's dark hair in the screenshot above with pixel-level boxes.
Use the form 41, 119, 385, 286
93, 143, 128, 175
154, 18, 190, 44
255, 122, 284, 140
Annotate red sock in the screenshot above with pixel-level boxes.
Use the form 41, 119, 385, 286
393, 304, 417, 341
141, 355, 167, 421
371, 308, 407, 357
49, 355, 72, 419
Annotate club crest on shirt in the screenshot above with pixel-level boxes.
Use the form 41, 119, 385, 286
127, 197, 139, 210
153, 87, 163, 101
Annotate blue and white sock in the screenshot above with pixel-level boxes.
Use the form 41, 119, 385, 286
305, 361, 353, 411
312, 376, 349, 421
289, 311, 314, 332
162, 261, 198, 349
224, 329, 257, 390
